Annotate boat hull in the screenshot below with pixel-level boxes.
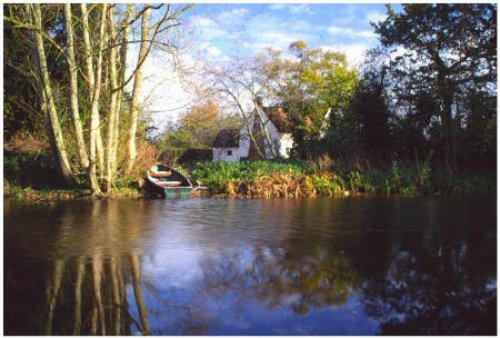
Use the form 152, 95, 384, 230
145, 164, 193, 199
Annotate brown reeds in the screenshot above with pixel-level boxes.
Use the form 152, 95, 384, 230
222, 173, 321, 199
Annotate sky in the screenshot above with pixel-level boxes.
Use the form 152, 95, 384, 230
135, 3, 400, 133
187, 3, 392, 64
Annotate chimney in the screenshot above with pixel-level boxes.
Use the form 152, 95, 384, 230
255, 96, 263, 107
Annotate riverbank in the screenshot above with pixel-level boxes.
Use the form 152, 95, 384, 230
190, 161, 495, 198
4, 153, 495, 201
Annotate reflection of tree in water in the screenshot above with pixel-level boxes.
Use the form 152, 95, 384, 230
5, 198, 496, 335
354, 200, 496, 335
197, 240, 357, 316
5, 200, 155, 335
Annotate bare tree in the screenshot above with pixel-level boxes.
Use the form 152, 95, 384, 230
126, 4, 194, 172
86, 3, 108, 196
106, 5, 120, 191
126, 5, 150, 172
110, 4, 132, 185
64, 4, 89, 169
31, 4, 73, 184
210, 61, 280, 159
9, 3, 193, 193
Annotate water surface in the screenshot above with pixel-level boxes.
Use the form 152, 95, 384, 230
4, 197, 496, 335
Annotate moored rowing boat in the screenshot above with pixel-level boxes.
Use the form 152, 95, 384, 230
146, 163, 193, 198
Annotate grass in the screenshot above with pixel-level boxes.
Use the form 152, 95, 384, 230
187, 160, 495, 198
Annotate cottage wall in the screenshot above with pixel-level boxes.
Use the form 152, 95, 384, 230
213, 109, 295, 162
213, 147, 240, 161
239, 130, 251, 159
260, 116, 293, 159
261, 118, 280, 159
279, 133, 293, 159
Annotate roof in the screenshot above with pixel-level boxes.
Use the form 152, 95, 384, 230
213, 128, 240, 148
262, 106, 292, 133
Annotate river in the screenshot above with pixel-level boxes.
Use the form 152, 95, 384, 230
4, 197, 496, 335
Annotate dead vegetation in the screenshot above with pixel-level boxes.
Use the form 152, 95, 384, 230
221, 173, 338, 199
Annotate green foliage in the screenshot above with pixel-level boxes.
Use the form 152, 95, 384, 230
255, 42, 358, 158
153, 101, 244, 153
5, 151, 50, 183
307, 174, 345, 195
190, 160, 312, 189
189, 160, 494, 197
374, 4, 497, 169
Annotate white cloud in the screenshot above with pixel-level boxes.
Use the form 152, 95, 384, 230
269, 4, 286, 11
327, 25, 376, 39
289, 4, 312, 15
366, 11, 387, 24
126, 45, 196, 132
189, 15, 229, 40
217, 7, 250, 22
207, 46, 222, 58
243, 13, 317, 53
322, 44, 370, 66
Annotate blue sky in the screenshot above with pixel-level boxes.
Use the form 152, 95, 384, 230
184, 3, 400, 64
138, 3, 402, 129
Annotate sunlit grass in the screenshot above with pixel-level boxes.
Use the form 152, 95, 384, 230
188, 160, 495, 198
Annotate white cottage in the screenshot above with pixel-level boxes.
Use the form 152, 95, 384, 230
212, 128, 242, 161
213, 106, 294, 161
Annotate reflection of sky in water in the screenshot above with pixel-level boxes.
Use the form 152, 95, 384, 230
128, 267, 380, 335
4, 197, 496, 335
132, 201, 380, 335
209, 295, 379, 335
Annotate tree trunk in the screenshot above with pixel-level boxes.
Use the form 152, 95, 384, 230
64, 4, 89, 170
80, 3, 95, 91
32, 4, 73, 185
97, 128, 105, 176
27, 9, 61, 186
254, 101, 279, 159
222, 85, 266, 159
127, 6, 150, 172
106, 6, 119, 191
430, 47, 457, 171
112, 5, 132, 179
85, 3, 108, 196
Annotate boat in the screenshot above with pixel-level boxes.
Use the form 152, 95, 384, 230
145, 163, 193, 198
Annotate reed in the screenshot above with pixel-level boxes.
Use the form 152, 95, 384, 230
189, 160, 494, 198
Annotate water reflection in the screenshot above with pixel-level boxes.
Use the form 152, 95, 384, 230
4, 198, 496, 335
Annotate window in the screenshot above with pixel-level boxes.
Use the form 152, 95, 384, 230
227, 150, 232, 156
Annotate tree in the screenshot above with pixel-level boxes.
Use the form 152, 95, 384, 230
64, 4, 89, 169
255, 42, 358, 159
180, 101, 226, 148
126, 5, 150, 173
31, 4, 73, 184
86, 3, 108, 196
350, 49, 392, 161
5, 3, 193, 195
105, 5, 120, 191
126, 4, 194, 172
374, 4, 497, 170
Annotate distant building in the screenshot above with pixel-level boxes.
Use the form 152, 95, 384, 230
212, 128, 241, 161
212, 106, 294, 161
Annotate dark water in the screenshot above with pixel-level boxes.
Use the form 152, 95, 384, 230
4, 197, 496, 335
